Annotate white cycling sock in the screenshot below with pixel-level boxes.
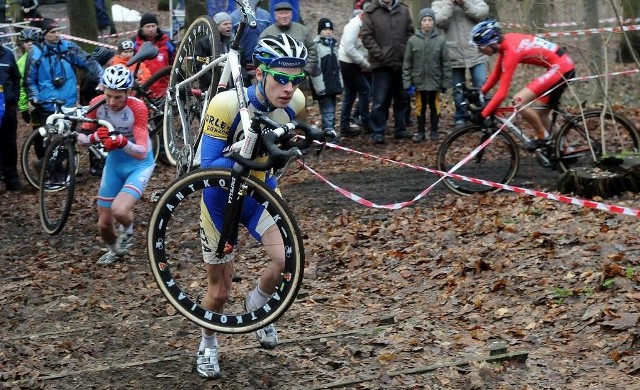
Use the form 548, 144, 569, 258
246, 285, 271, 312
107, 243, 118, 253
199, 330, 218, 350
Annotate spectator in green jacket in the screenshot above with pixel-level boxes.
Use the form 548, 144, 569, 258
402, 8, 451, 142
17, 28, 38, 124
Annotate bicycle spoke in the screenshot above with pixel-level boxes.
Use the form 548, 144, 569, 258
556, 110, 640, 171
437, 125, 519, 195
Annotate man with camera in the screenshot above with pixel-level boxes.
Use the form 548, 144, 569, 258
25, 18, 103, 162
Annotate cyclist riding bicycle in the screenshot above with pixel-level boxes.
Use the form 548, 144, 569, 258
196, 33, 308, 379
76, 65, 155, 265
469, 19, 576, 150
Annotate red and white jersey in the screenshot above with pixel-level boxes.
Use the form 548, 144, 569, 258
481, 33, 575, 117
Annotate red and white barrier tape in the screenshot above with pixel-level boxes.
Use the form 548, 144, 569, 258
504, 17, 640, 29
61, 34, 117, 50
538, 24, 640, 38
301, 143, 640, 217
298, 69, 640, 217
97, 30, 138, 40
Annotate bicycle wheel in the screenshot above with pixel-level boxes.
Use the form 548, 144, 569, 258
138, 66, 171, 164
436, 125, 520, 195
21, 129, 45, 189
148, 169, 304, 334
22, 129, 80, 190
163, 16, 223, 170
555, 109, 640, 172
38, 136, 76, 235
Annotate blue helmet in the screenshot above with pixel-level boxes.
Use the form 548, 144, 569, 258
471, 19, 501, 47
253, 33, 307, 69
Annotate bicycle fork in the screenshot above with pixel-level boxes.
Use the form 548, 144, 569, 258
215, 163, 248, 259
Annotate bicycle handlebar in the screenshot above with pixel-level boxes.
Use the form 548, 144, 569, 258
45, 113, 116, 135
224, 113, 329, 171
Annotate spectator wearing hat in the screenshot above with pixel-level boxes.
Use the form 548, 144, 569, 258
269, 0, 302, 24
134, 13, 175, 99
113, 39, 150, 85
213, 12, 232, 53
402, 8, 451, 142
310, 18, 344, 139
25, 17, 104, 166
260, 2, 316, 87
230, 0, 272, 86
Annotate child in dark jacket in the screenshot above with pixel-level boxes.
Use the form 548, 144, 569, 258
310, 18, 343, 137
402, 8, 451, 142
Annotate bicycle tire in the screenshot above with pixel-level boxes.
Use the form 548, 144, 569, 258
147, 168, 304, 333
38, 136, 76, 235
163, 16, 223, 171
21, 129, 45, 190
555, 109, 640, 172
436, 124, 520, 195
22, 129, 80, 190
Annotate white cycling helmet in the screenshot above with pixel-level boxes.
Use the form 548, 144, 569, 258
253, 33, 308, 69
100, 64, 133, 90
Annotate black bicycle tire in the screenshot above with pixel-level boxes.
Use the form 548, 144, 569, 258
163, 16, 223, 168
38, 136, 76, 235
555, 109, 640, 172
436, 124, 520, 196
147, 168, 305, 333
21, 129, 43, 190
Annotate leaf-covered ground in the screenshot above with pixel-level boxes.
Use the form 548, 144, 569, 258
2, 0, 639, 388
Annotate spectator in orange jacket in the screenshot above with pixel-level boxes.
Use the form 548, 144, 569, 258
113, 39, 150, 85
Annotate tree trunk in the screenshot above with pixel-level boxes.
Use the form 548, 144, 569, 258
555, 156, 640, 199
66, 0, 98, 52
528, 0, 546, 34
617, 0, 640, 63
185, 0, 207, 26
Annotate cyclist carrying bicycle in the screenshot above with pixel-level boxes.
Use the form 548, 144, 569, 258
469, 20, 576, 150
196, 33, 308, 379
76, 65, 155, 265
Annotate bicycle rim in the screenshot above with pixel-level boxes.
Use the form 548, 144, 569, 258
436, 125, 519, 195
147, 169, 304, 333
555, 110, 640, 172
163, 16, 223, 170
39, 136, 76, 235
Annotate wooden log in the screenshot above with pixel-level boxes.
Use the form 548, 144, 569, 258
555, 156, 640, 198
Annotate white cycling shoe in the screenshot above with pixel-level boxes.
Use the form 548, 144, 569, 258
196, 347, 221, 379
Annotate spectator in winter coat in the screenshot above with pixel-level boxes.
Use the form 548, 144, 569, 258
260, 2, 317, 79
134, 13, 175, 99
0, 42, 23, 191
230, 0, 272, 86
25, 18, 104, 160
338, 3, 371, 137
113, 39, 150, 84
432, 0, 489, 125
403, 8, 451, 142
310, 18, 343, 137
361, 0, 414, 144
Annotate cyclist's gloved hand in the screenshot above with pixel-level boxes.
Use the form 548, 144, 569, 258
90, 126, 110, 143
104, 134, 128, 151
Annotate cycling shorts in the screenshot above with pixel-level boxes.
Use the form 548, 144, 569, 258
200, 185, 277, 265
97, 150, 155, 208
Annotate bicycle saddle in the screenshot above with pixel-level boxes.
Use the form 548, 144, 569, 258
127, 41, 159, 67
